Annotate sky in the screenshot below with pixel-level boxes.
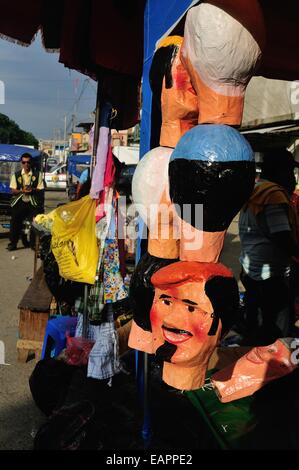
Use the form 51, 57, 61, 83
0, 34, 96, 140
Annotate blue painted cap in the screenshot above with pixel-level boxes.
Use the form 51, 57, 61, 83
170, 124, 253, 163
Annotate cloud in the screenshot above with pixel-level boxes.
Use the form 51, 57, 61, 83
0, 34, 96, 139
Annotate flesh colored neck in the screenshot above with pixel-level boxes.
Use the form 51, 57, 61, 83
162, 361, 208, 391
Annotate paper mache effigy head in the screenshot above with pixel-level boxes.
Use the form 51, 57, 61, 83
149, 35, 198, 149
169, 123, 255, 261
128, 258, 239, 391
132, 124, 255, 263
211, 338, 298, 402
149, 1, 265, 149
181, 1, 265, 125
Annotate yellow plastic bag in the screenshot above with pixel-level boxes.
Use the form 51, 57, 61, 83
51, 195, 99, 284
34, 209, 56, 233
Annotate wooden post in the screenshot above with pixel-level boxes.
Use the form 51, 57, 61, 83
33, 233, 40, 277
17, 308, 49, 363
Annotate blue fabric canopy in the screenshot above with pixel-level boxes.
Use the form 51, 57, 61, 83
0, 144, 41, 162
67, 155, 91, 165
67, 154, 91, 178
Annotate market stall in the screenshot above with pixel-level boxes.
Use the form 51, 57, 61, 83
1, 0, 299, 451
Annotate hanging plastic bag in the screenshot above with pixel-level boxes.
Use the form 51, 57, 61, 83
51, 195, 99, 284
34, 209, 57, 233
64, 335, 95, 367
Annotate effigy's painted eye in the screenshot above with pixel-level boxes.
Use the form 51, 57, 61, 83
187, 306, 195, 313
162, 299, 171, 306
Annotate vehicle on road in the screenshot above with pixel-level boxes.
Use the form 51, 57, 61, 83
44, 162, 67, 190
44, 156, 59, 172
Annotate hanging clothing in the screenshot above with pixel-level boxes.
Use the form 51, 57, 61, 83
87, 320, 120, 380
103, 237, 128, 303
75, 309, 121, 381
90, 103, 112, 199
75, 191, 128, 323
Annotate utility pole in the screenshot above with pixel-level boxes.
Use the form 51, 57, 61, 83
52, 128, 56, 157
57, 128, 62, 161
71, 113, 76, 133
63, 114, 67, 162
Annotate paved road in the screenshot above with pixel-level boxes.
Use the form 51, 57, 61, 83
0, 190, 68, 450
0, 191, 242, 450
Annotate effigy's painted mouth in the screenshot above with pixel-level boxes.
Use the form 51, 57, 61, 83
162, 325, 193, 344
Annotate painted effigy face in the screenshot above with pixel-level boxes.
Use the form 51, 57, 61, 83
150, 281, 217, 368
245, 340, 296, 376
149, 36, 199, 149
141, 260, 239, 391
212, 339, 298, 402
128, 260, 238, 390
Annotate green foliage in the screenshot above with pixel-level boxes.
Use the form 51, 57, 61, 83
0, 113, 39, 148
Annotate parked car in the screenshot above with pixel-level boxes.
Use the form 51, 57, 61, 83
44, 157, 59, 172
44, 163, 67, 190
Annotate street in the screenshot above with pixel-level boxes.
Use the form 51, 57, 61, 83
0, 190, 67, 450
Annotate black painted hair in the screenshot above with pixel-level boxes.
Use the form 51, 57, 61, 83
129, 253, 178, 332
204, 275, 239, 337
149, 41, 181, 148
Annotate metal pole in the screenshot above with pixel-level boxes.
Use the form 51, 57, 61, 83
91, 80, 101, 178
63, 115, 67, 162
52, 128, 56, 158
82, 284, 89, 339
82, 78, 101, 339
142, 352, 151, 446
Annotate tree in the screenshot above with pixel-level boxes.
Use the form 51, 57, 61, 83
0, 113, 39, 148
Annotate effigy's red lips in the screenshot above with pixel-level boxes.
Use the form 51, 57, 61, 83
162, 325, 193, 344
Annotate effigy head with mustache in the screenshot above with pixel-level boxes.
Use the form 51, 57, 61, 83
149, 261, 238, 390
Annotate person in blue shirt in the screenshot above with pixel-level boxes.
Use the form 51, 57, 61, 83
76, 168, 90, 199
79, 168, 89, 185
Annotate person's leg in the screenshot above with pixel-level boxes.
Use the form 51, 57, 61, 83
22, 202, 35, 246
258, 276, 291, 345
240, 271, 260, 344
9, 201, 26, 248
28, 205, 40, 248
